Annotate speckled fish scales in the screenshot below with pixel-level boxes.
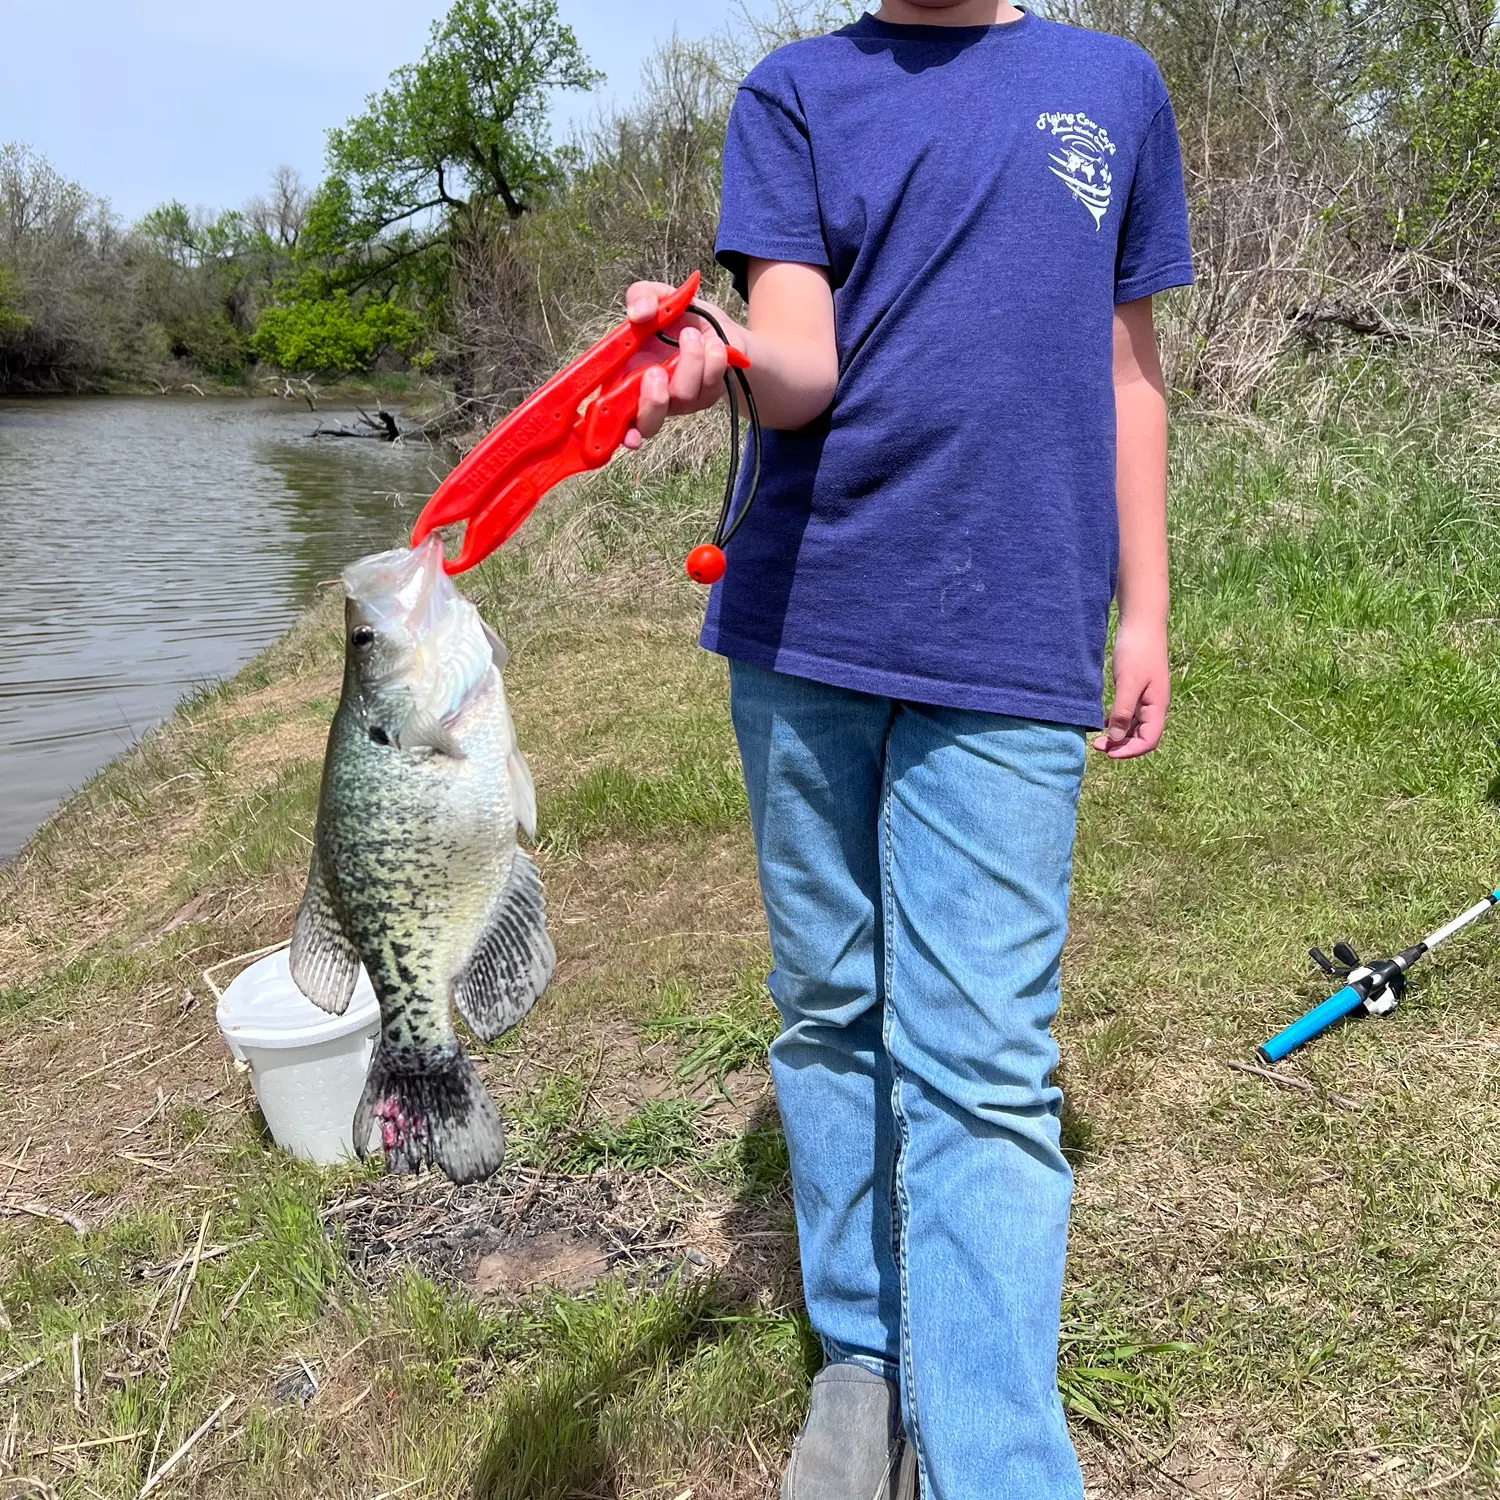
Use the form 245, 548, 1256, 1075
288, 536, 554, 1184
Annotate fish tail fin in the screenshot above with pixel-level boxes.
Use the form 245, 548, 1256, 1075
354, 1043, 506, 1185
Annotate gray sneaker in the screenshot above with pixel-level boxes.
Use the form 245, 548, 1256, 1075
782, 1363, 917, 1500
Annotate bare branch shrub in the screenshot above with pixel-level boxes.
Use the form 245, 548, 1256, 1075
0, 145, 136, 388
1056, 0, 1500, 403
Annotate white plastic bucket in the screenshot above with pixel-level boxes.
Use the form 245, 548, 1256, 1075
215, 948, 381, 1166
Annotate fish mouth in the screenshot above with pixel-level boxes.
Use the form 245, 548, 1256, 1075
341, 535, 496, 724
342, 535, 452, 640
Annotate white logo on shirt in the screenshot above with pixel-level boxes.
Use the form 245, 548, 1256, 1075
1036, 111, 1116, 229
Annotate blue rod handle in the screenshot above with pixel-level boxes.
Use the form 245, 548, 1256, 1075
1258, 984, 1363, 1064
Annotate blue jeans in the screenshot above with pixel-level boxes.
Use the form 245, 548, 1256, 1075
729, 662, 1087, 1500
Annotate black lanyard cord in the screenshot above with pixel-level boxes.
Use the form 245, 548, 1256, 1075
656, 302, 763, 552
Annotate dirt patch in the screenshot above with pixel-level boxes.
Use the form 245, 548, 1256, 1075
330, 1167, 684, 1292
472, 1232, 610, 1295
324, 1153, 796, 1315
226, 716, 330, 786
209, 654, 336, 729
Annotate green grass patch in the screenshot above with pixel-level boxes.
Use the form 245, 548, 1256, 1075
560, 1099, 704, 1174
704, 1117, 792, 1202
645, 964, 778, 1088
470, 1280, 806, 1500
539, 752, 747, 853
180, 759, 322, 891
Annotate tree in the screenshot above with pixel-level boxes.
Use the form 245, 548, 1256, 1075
289, 0, 600, 390
0, 144, 133, 388
0, 262, 28, 336
250, 293, 424, 375
326, 0, 601, 240
245, 166, 310, 250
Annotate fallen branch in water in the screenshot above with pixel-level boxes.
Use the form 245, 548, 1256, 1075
263, 374, 321, 409
309, 407, 404, 442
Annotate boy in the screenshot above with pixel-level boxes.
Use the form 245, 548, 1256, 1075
623, 1, 1192, 1495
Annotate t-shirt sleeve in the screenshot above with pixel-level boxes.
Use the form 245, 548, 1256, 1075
1114, 93, 1194, 305
716, 82, 830, 304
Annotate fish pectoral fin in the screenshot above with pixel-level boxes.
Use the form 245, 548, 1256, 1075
453, 850, 555, 1043
397, 711, 466, 759
482, 620, 509, 671
289, 853, 359, 1015
507, 747, 537, 842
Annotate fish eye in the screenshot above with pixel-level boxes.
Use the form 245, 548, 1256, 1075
368, 726, 391, 747
352, 626, 376, 648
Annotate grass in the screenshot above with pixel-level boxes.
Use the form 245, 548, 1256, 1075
645, 966, 779, 1089
0, 351, 1499, 1494
539, 751, 747, 855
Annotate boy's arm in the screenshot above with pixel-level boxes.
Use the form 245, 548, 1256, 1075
1095, 295, 1170, 760
621, 259, 838, 443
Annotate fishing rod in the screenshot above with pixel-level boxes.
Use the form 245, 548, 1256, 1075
1258, 887, 1500, 1064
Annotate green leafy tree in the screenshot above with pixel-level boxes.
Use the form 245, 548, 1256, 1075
133, 200, 260, 374
250, 0, 599, 381
138, 201, 251, 266
250, 292, 424, 375
327, 0, 601, 236
278, 0, 602, 388
1397, 34, 1500, 243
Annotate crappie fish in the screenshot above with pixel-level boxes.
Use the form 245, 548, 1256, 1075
289, 535, 554, 1184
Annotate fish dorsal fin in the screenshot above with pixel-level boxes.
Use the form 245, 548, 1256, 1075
289, 852, 359, 1015
508, 747, 537, 841
452, 850, 555, 1042
482, 621, 509, 671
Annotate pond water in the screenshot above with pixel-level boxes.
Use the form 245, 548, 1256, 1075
0, 396, 454, 863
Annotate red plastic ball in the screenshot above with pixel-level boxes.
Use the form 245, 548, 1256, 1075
685, 544, 727, 585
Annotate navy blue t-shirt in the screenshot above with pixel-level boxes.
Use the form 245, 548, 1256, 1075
703, 11, 1193, 725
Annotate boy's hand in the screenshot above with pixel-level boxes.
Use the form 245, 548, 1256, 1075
1093, 617, 1169, 758
621, 282, 735, 449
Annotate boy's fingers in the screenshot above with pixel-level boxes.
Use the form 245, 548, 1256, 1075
1093, 673, 1169, 758
668, 327, 704, 406
634, 364, 670, 441
1132, 690, 1168, 754
1092, 680, 1142, 753
700, 334, 728, 398
1102, 724, 1148, 758
625, 281, 671, 325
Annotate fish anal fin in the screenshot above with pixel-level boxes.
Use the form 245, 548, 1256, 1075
453, 850, 555, 1043
508, 747, 537, 841
289, 853, 358, 1016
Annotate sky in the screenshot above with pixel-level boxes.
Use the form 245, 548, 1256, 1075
0, 0, 749, 224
